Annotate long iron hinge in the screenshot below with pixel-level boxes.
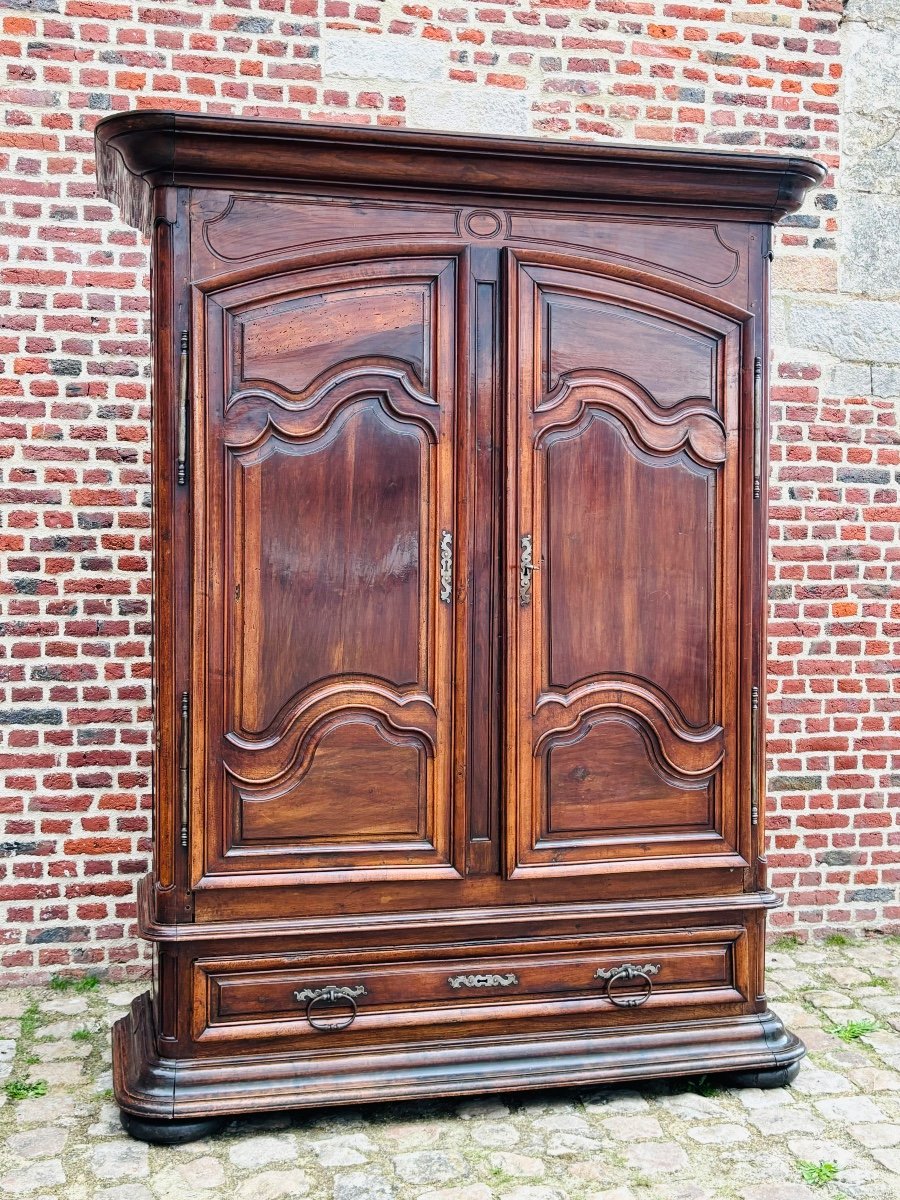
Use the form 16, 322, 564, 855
750, 685, 760, 827
177, 330, 189, 486
179, 691, 190, 848
752, 356, 763, 501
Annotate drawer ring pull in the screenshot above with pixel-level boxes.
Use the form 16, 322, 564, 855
595, 962, 661, 1009
294, 985, 367, 1032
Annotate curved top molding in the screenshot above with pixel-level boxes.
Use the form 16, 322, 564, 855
95, 109, 827, 237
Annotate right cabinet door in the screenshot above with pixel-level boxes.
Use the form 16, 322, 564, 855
507, 254, 748, 881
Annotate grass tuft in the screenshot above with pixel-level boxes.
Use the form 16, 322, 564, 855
684, 1074, 722, 1098
4, 1078, 49, 1101
823, 933, 850, 947
49, 973, 100, 993
798, 1160, 839, 1187
827, 1018, 879, 1042
20, 1002, 40, 1038
772, 934, 801, 951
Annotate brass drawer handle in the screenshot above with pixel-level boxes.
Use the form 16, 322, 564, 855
294, 985, 366, 1032
595, 962, 661, 1008
448, 973, 519, 989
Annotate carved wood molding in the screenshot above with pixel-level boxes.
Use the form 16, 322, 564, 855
536, 374, 726, 465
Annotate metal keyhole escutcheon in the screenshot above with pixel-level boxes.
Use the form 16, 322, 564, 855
520, 534, 539, 606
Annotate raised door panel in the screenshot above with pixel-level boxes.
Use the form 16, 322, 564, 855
508, 255, 746, 879
193, 255, 463, 886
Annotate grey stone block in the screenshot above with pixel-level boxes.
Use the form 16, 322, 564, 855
841, 194, 900, 298
405, 84, 532, 136
830, 362, 873, 395
324, 32, 446, 83
788, 300, 900, 364
818, 849, 857, 866
845, 0, 900, 28
872, 365, 900, 395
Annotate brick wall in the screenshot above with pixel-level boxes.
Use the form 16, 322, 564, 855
0, 0, 897, 982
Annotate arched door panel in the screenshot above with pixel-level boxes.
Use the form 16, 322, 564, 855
507, 255, 746, 878
192, 256, 464, 886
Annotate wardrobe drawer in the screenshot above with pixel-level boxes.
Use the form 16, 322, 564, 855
192, 927, 747, 1042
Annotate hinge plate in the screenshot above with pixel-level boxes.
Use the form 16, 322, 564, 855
179, 691, 189, 848
177, 331, 189, 486
750, 685, 760, 827
753, 357, 763, 501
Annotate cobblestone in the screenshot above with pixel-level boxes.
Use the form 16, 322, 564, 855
2, 940, 900, 1197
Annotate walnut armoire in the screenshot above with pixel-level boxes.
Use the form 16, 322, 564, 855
94, 111, 824, 1143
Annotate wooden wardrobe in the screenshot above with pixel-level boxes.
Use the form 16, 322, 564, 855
95, 111, 824, 1142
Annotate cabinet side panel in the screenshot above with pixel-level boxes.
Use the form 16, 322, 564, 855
151, 187, 193, 924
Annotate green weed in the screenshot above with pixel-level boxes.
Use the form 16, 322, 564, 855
20, 1002, 40, 1038
798, 1160, 838, 1187
772, 934, 801, 951
685, 1074, 722, 1098
4, 1078, 49, 1101
827, 1018, 879, 1042
49, 974, 99, 993
824, 933, 850, 947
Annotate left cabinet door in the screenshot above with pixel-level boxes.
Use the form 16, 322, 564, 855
190, 254, 465, 889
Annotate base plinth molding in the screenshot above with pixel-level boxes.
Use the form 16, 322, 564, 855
114, 991, 805, 1137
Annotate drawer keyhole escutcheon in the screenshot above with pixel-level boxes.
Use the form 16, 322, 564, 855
294, 985, 367, 1032
595, 962, 661, 1008
448, 973, 519, 989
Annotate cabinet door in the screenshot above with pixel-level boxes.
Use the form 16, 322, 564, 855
192, 255, 464, 887
507, 254, 746, 880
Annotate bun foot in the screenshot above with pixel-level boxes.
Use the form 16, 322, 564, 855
119, 1110, 228, 1145
717, 1060, 802, 1090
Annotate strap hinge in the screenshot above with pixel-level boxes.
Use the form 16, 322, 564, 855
750, 685, 760, 827
177, 331, 189, 486
179, 691, 190, 848
753, 357, 763, 501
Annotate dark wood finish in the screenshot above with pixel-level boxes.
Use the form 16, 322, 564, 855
507, 257, 741, 879
94, 111, 824, 1138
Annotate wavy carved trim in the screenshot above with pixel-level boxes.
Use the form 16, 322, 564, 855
544, 710, 714, 792
534, 682, 723, 779
225, 697, 436, 787
536, 372, 726, 466
227, 674, 435, 753
229, 355, 435, 413
231, 708, 431, 799
225, 371, 440, 455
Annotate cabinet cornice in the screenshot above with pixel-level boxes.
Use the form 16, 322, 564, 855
95, 109, 826, 237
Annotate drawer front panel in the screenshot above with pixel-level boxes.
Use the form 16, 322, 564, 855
193, 927, 747, 1043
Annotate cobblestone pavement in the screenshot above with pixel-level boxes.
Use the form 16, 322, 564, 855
2, 938, 900, 1200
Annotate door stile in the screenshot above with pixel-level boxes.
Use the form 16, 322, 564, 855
188, 278, 211, 893
502, 249, 525, 880
459, 245, 503, 875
